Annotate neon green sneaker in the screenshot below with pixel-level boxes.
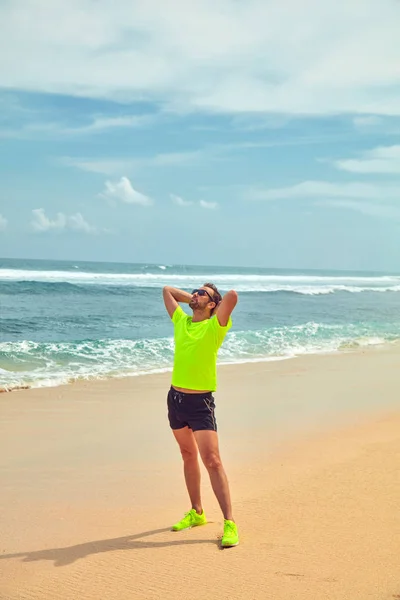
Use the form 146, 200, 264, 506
172, 509, 207, 531
221, 520, 239, 547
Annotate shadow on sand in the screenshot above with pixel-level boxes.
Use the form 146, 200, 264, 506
0, 527, 222, 567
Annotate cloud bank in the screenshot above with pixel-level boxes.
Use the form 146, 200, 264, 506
1, 0, 400, 116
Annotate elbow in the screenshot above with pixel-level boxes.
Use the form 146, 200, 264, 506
228, 289, 238, 301
226, 289, 238, 307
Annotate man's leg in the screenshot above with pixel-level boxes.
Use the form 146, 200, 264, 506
194, 430, 234, 521
173, 427, 202, 514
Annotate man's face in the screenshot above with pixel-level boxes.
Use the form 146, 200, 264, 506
189, 286, 216, 312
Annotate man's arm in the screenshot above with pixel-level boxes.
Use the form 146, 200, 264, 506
162, 286, 192, 319
214, 289, 238, 327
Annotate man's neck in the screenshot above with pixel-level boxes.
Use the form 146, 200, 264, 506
192, 310, 210, 323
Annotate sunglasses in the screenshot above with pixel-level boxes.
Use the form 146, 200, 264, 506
192, 288, 216, 303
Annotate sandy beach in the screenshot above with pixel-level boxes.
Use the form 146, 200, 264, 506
1, 346, 399, 600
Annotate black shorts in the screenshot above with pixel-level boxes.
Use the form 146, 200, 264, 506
167, 387, 217, 432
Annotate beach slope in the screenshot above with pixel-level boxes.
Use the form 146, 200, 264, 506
1, 347, 399, 600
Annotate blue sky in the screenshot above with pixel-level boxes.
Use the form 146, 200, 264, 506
1, 0, 400, 271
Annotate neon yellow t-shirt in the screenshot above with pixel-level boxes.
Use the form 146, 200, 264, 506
171, 305, 232, 391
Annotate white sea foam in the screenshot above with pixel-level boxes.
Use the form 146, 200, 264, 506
1, 324, 399, 391
1, 268, 400, 294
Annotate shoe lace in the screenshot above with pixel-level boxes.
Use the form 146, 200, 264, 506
224, 520, 236, 535
183, 510, 195, 522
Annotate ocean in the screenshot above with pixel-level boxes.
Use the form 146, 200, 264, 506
1, 257, 400, 391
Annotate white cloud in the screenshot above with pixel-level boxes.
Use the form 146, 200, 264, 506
69, 128, 368, 178
170, 194, 218, 209
199, 200, 218, 209
334, 145, 400, 174
62, 157, 134, 176
101, 176, 152, 205
0, 214, 8, 231
0, 113, 156, 140
150, 151, 202, 167
67, 212, 98, 233
320, 200, 400, 220
248, 180, 398, 201
31, 208, 97, 233
63, 150, 201, 175
1, 1, 400, 116
250, 179, 400, 220
170, 194, 193, 206
352, 116, 384, 129
62, 136, 353, 176
73, 114, 154, 133
230, 114, 290, 131
31, 209, 66, 231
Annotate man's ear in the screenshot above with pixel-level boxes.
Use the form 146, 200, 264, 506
210, 301, 218, 314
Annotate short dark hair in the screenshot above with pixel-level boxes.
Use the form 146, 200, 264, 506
203, 282, 222, 314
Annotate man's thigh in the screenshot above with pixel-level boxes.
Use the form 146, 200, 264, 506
173, 426, 198, 455
193, 429, 221, 460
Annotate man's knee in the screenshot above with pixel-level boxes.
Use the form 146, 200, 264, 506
201, 451, 222, 471
179, 446, 198, 463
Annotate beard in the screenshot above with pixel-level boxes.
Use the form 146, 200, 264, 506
189, 298, 198, 310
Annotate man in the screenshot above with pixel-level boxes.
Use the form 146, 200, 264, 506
162, 283, 239, 547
